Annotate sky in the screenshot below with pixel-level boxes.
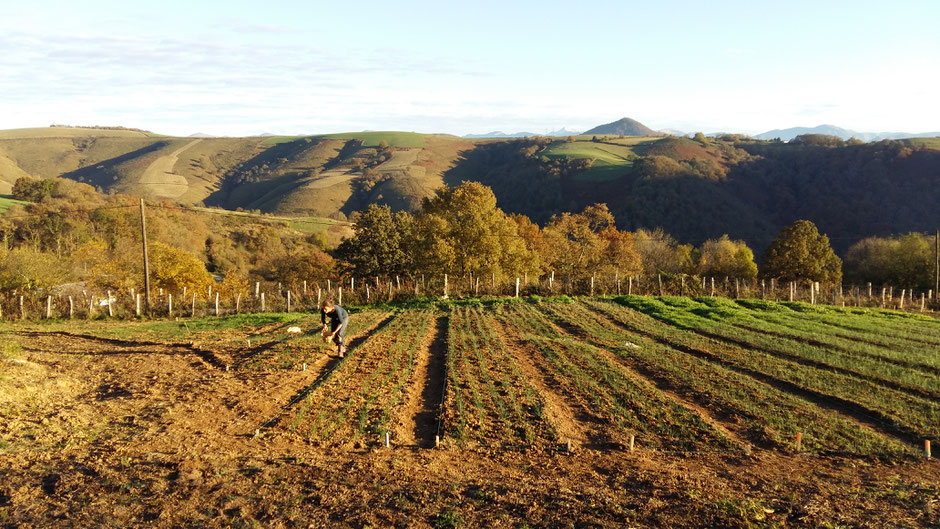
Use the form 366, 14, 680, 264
1, 0, 938, 137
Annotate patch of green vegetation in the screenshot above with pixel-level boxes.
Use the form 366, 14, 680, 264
318, 131, 426, 148
0, 195, 28, 213
903, 137, 940, 150
260, 136, 307, 145
288, 216, 348, 233
542, 140, 639, 181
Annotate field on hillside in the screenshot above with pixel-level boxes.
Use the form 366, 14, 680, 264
0, 194, 27, 213
1, 296, 936, 527
542, 140, 650, 181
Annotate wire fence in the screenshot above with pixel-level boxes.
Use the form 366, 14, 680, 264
2, 272, 938, 322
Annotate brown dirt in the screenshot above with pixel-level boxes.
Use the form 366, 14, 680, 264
491, 317, 590, 447
0, 331, 937, 528
395, 315, 448, 447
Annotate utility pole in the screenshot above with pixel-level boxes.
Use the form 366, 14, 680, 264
140, 198, 151, 314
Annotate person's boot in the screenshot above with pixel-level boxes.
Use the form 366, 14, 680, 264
338, 345, 346, 358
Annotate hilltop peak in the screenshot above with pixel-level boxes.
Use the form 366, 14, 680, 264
582, 118, 659, 137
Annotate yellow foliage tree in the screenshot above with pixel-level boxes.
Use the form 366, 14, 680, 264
149, 241, 213, 296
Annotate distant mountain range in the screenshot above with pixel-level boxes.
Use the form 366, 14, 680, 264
467, 120, 940, 143
753, 124, 940, 142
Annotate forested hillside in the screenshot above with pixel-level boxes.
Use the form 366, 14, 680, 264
446, 135, 940, 253
1, 127, 938, 253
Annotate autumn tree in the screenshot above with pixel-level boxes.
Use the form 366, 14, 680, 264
697, 235, 758, 279
760, 220, 842, 282
267, 247, 334, 289
418, 182, 536, 281
148, 242, 214, 295
543, 204, 640, 277
844, 232, 933, 287
633, 228, 684, 275
335, 204, 414, 277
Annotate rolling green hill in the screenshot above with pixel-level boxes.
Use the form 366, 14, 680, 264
2, 126, 939, 254
0, 127, 472, 220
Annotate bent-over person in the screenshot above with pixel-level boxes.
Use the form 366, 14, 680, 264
320, 299, 349, 357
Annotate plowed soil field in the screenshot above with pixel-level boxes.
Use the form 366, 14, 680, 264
1, 300, 937, 527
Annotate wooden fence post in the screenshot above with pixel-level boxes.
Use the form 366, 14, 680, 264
236, 293, 241, 314
515, 278, 520, 298
107, 291, 113, 317
338, 287, 342, 306
191, 293, 196, 317
658, 274, 663, 296
20, 296, 25, 320
45, 296, 52, 319
216, 292, 220, 316
69, 296, 74, 319
261, 292, 266, 312
168, 293, 173, 317
710, 277, 715, 297
136, 294, 141, 316
628, 276, 632, 295
443, 274, 448, 298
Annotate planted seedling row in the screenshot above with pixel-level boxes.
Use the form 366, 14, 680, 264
582, 299, 911, 456
440, 306, 554, 447
498, 303, 732, 452
616, 296, 939, 444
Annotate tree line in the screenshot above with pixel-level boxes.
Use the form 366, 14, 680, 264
1, 177, 937, 302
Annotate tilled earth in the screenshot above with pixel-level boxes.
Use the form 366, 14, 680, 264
0, 332, 937, 528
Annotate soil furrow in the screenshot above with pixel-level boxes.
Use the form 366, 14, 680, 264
395, 315, 448, 447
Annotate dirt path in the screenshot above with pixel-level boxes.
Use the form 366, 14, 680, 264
394, 315, 448, 447
138, 139, 202, 199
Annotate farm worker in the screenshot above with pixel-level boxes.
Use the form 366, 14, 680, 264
320, 299, 349, 357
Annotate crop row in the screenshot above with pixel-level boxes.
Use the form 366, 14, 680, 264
495, 303, 734, 451
615, 296, 939, 445
574, 299, 911, 455
441, 306, 555, 447
289, 310, 433, 443
233, 309, 392, 371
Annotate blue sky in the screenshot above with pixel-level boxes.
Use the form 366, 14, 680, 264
1, 0, 938, 136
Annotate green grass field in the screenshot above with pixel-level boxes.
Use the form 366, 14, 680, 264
318, 131, 427, 148
542, 139, 646, 181
0, 195, 28, 213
